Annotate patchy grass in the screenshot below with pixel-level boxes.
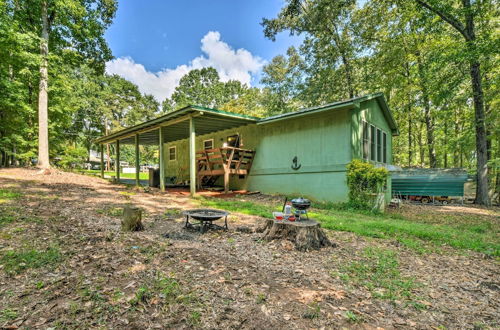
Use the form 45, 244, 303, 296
0, 207, 44, 228
334, 247, 417, 301
198, 197, 500, 256
0, 188, 21, 204
0, 308, 18, 322
0, 247, 62, 274
96, 207, 123, 217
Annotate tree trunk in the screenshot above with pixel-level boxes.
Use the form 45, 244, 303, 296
37, 0, 50, 169
444, 121, 448, 168
0, 150, 5, 167
261, 219, 334, 251
105, 121, 111, 171
416, 55, 436, 168
122, 206, 144, 231
470, 60, 490, 205
408, 108, 413, 167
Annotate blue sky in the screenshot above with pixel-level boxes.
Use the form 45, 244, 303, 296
105, 0, 303, 102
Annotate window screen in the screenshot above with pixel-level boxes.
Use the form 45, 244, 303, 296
362, 121, 369, 160
169, 146, 176, 161
383, 132, 387, 163
376, 129, 382, 162
370, 125, 376, 161
203, 139, 213, 150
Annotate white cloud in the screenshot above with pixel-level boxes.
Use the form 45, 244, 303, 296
105, 31, 265, 102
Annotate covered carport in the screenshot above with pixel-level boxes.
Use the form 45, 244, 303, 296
95, 105, 257, 196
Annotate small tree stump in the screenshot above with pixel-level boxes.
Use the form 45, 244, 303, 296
122, 206, 144, 231
261, 219, 334, 251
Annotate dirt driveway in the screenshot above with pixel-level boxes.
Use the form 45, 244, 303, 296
0, 168, 498, 329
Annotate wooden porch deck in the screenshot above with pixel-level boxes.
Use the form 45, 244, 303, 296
196, 146, 255, 193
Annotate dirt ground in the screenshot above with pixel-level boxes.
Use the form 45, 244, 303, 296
0, 168, 498, 329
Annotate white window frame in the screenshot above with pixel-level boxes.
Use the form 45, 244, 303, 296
168, 146, 176, 161
203, 139, 214, 150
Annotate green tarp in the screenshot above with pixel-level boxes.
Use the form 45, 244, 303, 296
391, 169, 469, 197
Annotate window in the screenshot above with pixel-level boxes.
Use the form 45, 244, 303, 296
370, 125, 376, 161
227, 134, 240, 148
382, 132, 387, 163
362, 121, 369, 160
169, 146, 176, 161
203, 139, 214, 150
376, 128, 382, 162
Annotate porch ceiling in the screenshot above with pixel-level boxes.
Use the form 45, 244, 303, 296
95, 106, 258, 146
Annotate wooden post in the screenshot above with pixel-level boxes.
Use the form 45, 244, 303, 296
115, 140, 120, 182
100, 144, 104, 179
189, 116, 196, 197
135, 134, 140, 187
159, 128, 165, 192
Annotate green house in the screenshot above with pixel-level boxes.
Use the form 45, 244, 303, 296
95, 92, 398, 202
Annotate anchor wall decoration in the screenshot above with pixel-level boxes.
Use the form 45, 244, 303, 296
291, 156, 301, 170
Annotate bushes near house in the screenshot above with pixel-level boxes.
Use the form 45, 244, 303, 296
346, 159, 388, 210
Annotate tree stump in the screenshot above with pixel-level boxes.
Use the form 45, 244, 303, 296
261, 219, 334, 251
122, 206, 144, 231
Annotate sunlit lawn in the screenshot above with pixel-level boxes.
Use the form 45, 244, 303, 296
81, 169, 149, 180
198, 197, 500, 256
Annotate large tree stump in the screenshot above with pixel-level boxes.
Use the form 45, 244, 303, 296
122, 206, 144, 231
261, 219, 334, 251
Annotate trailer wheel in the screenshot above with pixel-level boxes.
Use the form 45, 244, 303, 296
441, 200, 449, 205
421, 197, 430, 204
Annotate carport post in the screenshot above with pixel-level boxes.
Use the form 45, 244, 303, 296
115, 140, 120, 181
189, 116, 196, 197
159, 128, 165, 192
135, 134, 140, 187
100, 144, 104, 179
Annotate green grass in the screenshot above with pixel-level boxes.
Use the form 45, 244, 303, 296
0, 207, 43, 228
334, 247, 417, 301
198, 197, 500, 256
96, 207, 123, 217
0, 188, 21, 204
81, 170, 149, 180
0, 247, 62, 274
0, 308, 18, 322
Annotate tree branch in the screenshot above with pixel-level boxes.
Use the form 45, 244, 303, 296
413, 0, 470, 40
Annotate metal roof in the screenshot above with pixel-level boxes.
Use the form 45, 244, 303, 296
95, 93, 398, 145
257, 93, 399, 135
95, 105, 259, 145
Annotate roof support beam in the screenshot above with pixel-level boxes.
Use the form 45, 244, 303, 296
115, 140, 120, 182
135, 134, 140, 187
100, 144, 104, 179
159, 128, 165, 192
189, 116, 196, 197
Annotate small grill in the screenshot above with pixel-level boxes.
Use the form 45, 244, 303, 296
291, 197, 311, 220
183, 209, 229, 233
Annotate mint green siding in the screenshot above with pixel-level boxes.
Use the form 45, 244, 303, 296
352, 99, 394, 201
162, 98, 394, 202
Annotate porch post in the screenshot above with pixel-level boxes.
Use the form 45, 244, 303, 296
135, 134, 140, 187
189, 116, 196, 196
100, 144, 104, 179
115, 140, 120, 181
159, 128, 165, 192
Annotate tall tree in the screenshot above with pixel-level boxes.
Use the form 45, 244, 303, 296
14, 0, 117, 168
260, 47, 305, 115
409, 0, 493, 204
163, 67, 251, 111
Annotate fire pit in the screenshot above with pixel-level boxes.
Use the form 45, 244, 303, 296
182, 209, 229, 233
